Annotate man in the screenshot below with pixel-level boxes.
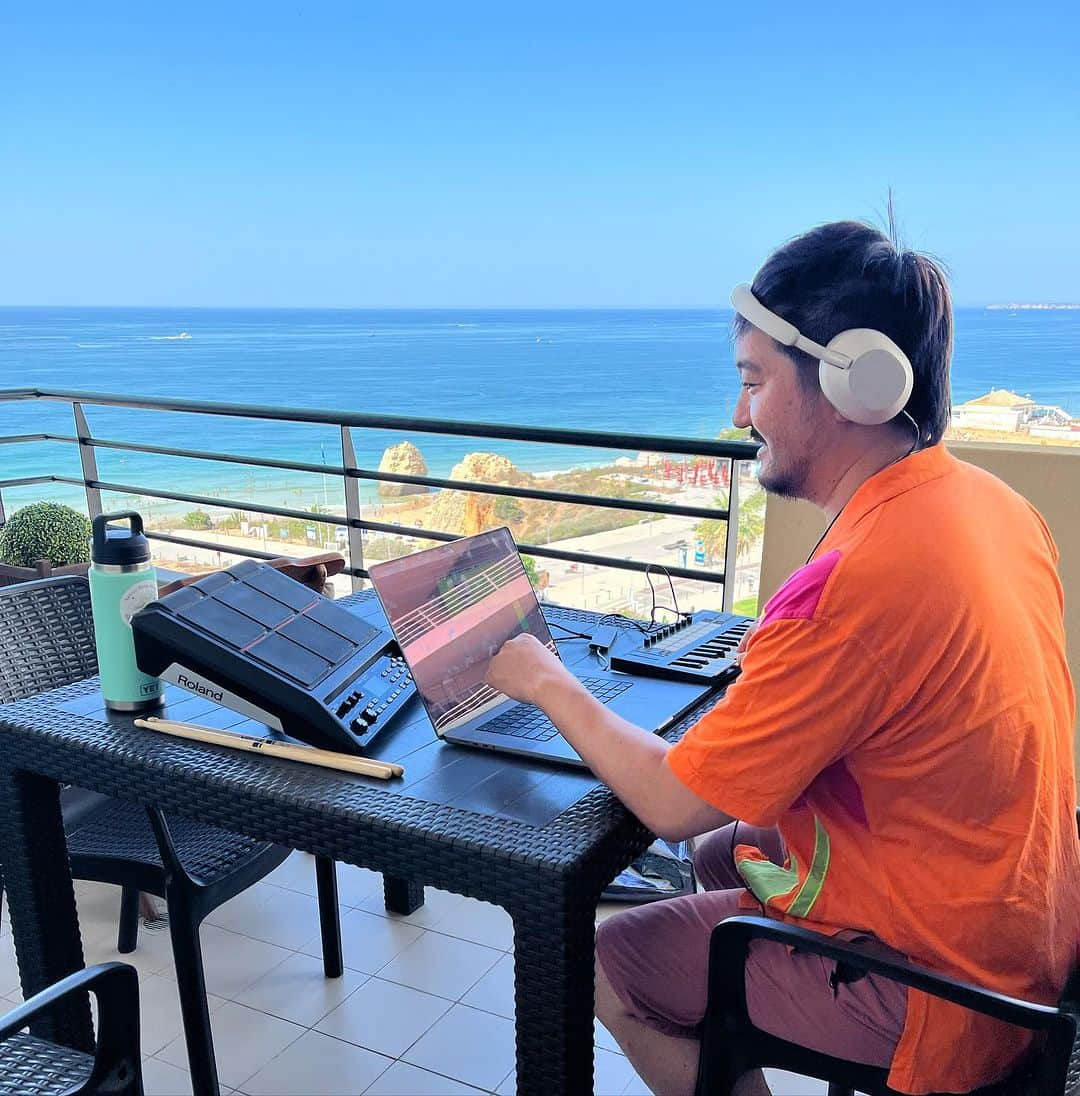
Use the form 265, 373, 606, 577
486, 221, 1079, 1095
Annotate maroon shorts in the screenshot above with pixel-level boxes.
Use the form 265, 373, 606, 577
595, 823, 907, 1067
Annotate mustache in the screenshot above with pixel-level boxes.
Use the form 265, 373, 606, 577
749, 428, 766, 444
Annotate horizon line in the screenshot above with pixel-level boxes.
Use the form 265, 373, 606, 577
0, 301, 1010, 311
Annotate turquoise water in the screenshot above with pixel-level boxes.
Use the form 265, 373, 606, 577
2, 307, 1078, 515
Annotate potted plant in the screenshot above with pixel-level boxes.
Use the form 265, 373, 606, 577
0, 501, 92, 586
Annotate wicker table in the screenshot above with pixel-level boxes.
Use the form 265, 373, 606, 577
0, 595, 718, 1095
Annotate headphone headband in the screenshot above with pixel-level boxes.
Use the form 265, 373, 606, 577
730, 285, 849, 368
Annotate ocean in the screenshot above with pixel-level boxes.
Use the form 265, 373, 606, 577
2, 307, 1078, 515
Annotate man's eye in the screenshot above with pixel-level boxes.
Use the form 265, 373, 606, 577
742, 382, 758, 391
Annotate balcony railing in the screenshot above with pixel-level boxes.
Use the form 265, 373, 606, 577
0, 387, 759, 613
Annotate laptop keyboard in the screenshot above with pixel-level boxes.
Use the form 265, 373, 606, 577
482, 677, 632, 742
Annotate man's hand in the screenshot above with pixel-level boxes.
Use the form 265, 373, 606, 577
735, 620, 759, 663
485, 634, 571, 705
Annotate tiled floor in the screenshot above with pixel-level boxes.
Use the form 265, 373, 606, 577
0, 853, 832, 1095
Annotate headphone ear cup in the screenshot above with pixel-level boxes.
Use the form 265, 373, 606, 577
818, 329, 913, 426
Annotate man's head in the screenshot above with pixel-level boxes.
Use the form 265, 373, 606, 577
731, 221, 953, 501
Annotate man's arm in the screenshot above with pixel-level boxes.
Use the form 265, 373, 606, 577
486, 635, 731, 841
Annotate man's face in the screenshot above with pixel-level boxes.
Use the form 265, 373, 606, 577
733, 329, 830, 499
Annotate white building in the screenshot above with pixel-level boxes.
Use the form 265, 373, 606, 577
951, 389, 1036, 432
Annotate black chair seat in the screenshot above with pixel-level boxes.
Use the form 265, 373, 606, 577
66, 797, 283, 890
0, 1033, 95, 1095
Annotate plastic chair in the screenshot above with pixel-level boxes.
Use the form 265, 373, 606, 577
695, 813, 1080, 1095
0, 961, 142, 1095
0, 576, 344, 1095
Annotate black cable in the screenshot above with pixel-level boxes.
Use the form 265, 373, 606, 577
546, 620, 592, 641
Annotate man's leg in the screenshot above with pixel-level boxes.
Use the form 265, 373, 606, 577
595, 952, 769, 1096
595, 821, 905, 1095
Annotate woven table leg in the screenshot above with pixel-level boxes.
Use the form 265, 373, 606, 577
383, 874, 424, 915
511, 884, 597, 1095
0, 768, 93, 1052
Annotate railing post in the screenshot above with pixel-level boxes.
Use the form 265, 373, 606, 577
722, 459, 741, 612
72, 403, 103, 520
341, 427, 365, 592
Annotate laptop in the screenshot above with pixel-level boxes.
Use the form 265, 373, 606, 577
368, 527, 712, 768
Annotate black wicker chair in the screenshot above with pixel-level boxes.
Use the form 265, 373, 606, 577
0, 962, 142, 1095
0, 576, 344, 1095
696, 813, 1080, 1095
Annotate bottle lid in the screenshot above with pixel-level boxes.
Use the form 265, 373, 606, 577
92, 512, 152, 566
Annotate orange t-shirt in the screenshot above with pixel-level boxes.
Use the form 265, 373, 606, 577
668, 444, 1079, 1094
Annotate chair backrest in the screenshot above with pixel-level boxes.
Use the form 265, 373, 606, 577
0, 576, 98, 703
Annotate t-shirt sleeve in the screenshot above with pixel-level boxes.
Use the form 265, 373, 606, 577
667, 614, 892, 827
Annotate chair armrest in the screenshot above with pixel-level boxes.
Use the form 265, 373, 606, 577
711, 915, 1071, 1034
0, 962, 141, 1094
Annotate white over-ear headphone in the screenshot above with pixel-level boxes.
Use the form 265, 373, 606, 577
730, 284, 914, 426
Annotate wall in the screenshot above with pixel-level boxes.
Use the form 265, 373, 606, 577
757, 442, 1080, 767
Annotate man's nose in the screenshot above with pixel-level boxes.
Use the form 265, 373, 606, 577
732, 390, 751, 429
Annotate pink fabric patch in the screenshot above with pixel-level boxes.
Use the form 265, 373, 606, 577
816, 759, 869, 826
760, 549, 841, 626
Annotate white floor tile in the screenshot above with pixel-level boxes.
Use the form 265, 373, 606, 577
235, 951, 368, 1027
140, 1056, 196, 1096
377, 931, 501, 1000
206, 882, 325, 951
621, 1069, 652, 1094
0, 935, 22, 998
364, 1061, 484, 1095
460, 953, 514, 1019
594, 1048, 638, 1095
266, 853, 383, 909
595, 1018, 622, 1054
403, 1004, 516, 1092
84, 925, 178, 980
432, 897, 514, 951
157, 999, 305, 1091
763, 1069, 830, 1095
355, 886, 467, 930
316, 977, 451, 1059
241, 1029, 393, 1095
300, 907, 424, 975
135, 971, 227, 1057
496, 1051, 636, 1096
195, 924, 293, 999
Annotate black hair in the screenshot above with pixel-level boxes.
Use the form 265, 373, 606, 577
732, 221, 953, 446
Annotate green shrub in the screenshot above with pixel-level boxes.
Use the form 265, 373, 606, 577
0, 501, 92, 567
182, 509, 213, 530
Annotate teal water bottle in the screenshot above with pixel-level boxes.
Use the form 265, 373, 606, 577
89, 511, 165, 711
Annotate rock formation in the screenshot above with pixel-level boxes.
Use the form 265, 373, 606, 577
377, 441, 428, 497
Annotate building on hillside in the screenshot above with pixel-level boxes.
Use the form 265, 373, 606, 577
951, 389, 1036, 432
950, 389, 1079, 438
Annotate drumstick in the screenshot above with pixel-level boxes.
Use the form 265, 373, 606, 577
134, 717, 404, 779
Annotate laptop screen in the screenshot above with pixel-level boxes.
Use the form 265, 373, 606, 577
369, 527, 557, 735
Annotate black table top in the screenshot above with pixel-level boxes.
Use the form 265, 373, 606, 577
0, 593, 719, 887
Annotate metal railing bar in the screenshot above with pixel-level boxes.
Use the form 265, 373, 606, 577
22, 433, 733, 523
146, 531, 283, 561
0, 475, 58, 489
513, 542, 726, 585
346, 467, 731, 522
49, 476, 347, 527
8, 387, 758, 460
42, 473, 727, 583
0, 434, 52, 446
69, 435, 339, 478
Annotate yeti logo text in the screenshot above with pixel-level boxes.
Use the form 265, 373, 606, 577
177, 674, 223, 702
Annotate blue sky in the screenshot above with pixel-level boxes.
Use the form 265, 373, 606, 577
1, 1, 1077, 307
